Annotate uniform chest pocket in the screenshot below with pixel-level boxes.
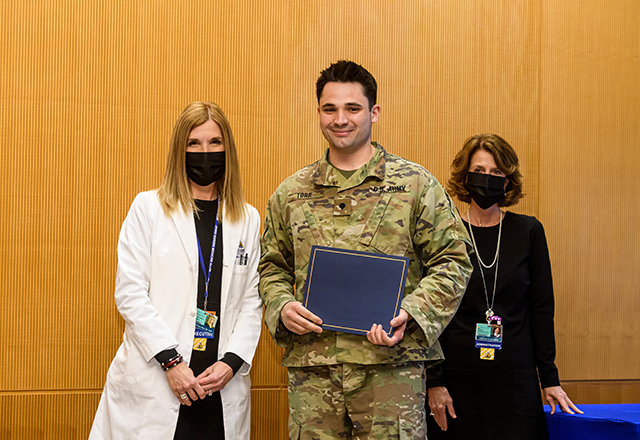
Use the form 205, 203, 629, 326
288, 200, 329, 255
363, 193, 412, 257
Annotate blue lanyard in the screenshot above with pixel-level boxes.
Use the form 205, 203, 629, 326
196, 205, 220, 311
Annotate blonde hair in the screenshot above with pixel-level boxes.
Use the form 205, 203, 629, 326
157, 102, 246, 222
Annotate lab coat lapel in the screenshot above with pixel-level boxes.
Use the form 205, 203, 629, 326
221, 206, 241, 308
171, 208, 198, 269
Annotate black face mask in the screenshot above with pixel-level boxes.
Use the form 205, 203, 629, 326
185, 152, 225, 187
464, 172, 506, 210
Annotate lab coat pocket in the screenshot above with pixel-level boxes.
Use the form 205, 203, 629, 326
232, 265, 249, 276
107, 339, 156, 399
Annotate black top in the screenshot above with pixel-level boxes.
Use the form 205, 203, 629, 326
154, 199, 243, 440
155, 199, 243, 374
190, 198, 225, 373
174, 199, 243, 440
426, 211, 560, 440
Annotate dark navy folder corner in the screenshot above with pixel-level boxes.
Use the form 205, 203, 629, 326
302, 245, 410, 336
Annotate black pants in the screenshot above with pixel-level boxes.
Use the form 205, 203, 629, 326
173, 391, 225, 440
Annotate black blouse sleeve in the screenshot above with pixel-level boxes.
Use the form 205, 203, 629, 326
528, 218, 560, 388
154, 348, 179, 365
220, 352, 245, 375
426, 362, 446, 388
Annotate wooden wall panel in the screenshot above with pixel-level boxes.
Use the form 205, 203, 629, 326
250, 388, 289, 440
283, 0, 541, 215
1, 0, 638, 437
0, 393, 100, 439
250, 323, 287, 387
0, 0, 290, 388
540, 0, 640, 383
558, 381, 640, 405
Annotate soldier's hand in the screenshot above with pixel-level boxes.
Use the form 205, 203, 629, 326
366, 309, 410, 346
281, 301, 323, 335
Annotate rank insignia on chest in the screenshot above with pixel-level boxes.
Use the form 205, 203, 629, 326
333, 198, 352, 216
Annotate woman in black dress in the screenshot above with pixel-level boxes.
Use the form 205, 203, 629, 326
426, 134, 581, 440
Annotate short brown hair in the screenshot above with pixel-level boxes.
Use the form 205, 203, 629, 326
157, 101, 246, 222
447, 134, 524, 207
316, 60, 377, 110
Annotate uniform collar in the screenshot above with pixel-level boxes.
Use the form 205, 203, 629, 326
311, 142, 387, 188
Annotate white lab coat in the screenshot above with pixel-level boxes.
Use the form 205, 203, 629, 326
90, 191, 262, 440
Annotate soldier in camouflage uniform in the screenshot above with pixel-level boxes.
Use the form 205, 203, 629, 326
259, 60, 473, 440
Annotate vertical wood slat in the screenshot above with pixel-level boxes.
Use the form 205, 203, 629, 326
539, 0, 640, 381
250, 388, 289, 440
0, 393, 101, 439
556, 381, 640, 405
250, 324, 287, 387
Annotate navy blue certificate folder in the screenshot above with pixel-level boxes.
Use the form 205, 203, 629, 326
303, 245, 410, 336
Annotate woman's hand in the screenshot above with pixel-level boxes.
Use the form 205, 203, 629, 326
165, 362, 206, 405
428, 386, 457, 431
543, 386, 583, 415
197, 361, 234, 395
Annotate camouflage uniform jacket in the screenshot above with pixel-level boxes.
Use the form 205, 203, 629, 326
259, 143, 473, 367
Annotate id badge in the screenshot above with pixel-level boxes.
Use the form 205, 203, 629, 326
195, 323, 214, 339
475, 323, 503, 349
196, 309, 218, 329
194, 309, 217, 339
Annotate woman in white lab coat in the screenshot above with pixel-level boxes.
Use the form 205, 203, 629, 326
90, 102, 262, 440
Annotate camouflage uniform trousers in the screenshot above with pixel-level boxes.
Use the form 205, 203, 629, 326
287, 361, 426, 440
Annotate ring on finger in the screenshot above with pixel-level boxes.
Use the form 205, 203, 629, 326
208, 389, 213, 397
180, 393, 188, 400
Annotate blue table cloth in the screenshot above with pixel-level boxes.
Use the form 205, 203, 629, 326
545, 404, 640, 440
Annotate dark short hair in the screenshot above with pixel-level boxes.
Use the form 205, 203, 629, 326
447, 134, 524, 207
316, 60, 377, 109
